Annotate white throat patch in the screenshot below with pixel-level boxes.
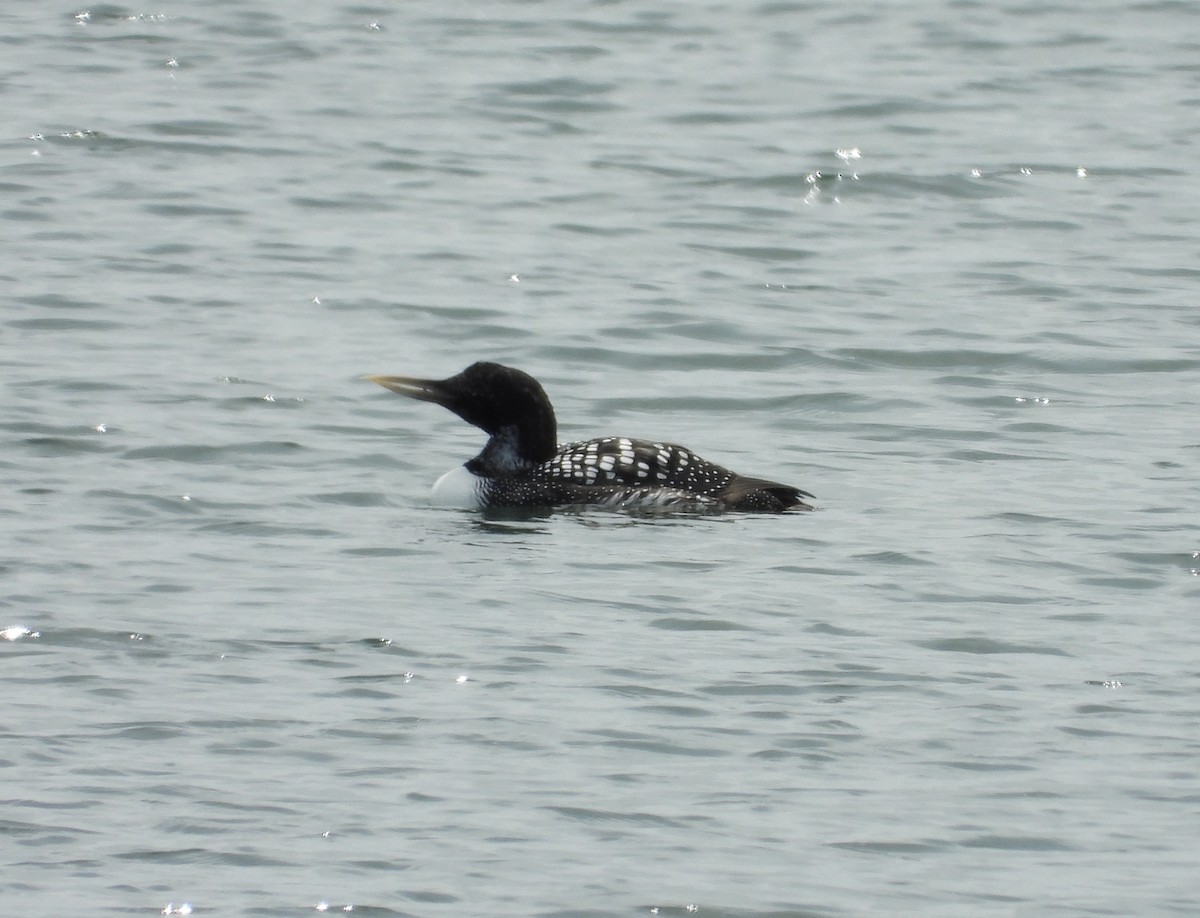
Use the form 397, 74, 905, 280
430, 465, 485, 509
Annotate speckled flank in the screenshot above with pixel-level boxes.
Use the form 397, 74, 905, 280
480, 436, 739, 510
371, 361, 814, 513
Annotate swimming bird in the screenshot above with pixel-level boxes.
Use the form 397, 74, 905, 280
367, 361, 814, 513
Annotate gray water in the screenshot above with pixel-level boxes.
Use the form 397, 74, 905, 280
3, 2, 1199, 915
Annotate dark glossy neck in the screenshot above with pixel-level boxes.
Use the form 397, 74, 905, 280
467, 422, 556, 477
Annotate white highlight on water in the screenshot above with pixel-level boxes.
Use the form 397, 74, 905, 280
1, 625, 40, 641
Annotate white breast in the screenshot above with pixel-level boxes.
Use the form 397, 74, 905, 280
430, 464, 485, 509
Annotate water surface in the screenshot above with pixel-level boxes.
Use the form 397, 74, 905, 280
3, 2, 1199, 915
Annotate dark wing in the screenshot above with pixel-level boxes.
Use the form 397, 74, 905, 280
715, 476, 814, 512
547, 437, 736, 492
545, 437, 814, 511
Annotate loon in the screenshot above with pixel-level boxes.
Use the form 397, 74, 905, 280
367, 361, 814, 513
